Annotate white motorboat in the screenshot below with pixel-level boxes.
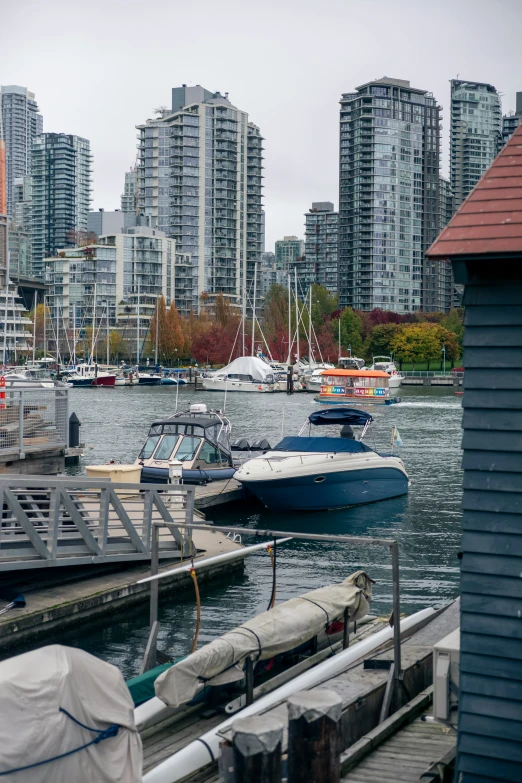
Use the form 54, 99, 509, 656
201, 356, 275, 393
369, 356, 403, 388
235, 407, 409, 511
305, 364, 336, 392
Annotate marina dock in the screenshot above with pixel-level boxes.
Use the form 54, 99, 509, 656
140, 600, 459, 781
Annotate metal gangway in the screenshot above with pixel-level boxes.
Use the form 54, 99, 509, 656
0, 476, 195, 571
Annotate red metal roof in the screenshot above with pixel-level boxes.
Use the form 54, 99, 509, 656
427, 124, 522, 258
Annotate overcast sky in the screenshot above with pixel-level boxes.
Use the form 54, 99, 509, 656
2, 0, 521, 250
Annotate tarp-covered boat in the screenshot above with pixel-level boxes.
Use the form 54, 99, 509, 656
0, 645, 142, 783
154, 570, 374, 709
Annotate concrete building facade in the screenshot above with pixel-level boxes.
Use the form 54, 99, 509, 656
0, 86, 43, 216
500, 92, 522, 151
46, 227, 191, 343
304, 201, 338, 295
450, 80, 502, 210
274, 235, 304, 271
87, 209, 124, 237
121, 167, 138, 228
339, 77, 441, 313
31, 133, 92, 279
136, 85, 263, 312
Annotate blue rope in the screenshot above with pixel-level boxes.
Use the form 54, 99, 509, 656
0, 707, 120, 776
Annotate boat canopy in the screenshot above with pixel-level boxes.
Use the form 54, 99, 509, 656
309, 408, 373, 426
214, 356, 273, 382
154, 571, 374, 709
273, 436, 373, 453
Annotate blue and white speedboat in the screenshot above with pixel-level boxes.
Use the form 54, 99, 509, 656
234, 408, 409, 511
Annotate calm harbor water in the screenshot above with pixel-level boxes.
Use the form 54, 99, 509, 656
57, 384, 463, 679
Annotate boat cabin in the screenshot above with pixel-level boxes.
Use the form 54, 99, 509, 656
137, 405, 234, 483
318, 368, 391, 404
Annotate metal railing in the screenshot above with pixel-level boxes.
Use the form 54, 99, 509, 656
0, 384, 69, 458
142, 522, 404, 718
0, 476, 195, 570
401, 371, 464, 378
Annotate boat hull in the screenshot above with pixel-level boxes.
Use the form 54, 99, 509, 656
202, 379, 275, 392
140, 465, 236, 484
239, 466, 408, 510
91, 375, 116, 387
138, 377, 162, 386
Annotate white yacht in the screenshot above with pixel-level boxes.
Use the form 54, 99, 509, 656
369, 356, 403, 388
201, 356, 275, 393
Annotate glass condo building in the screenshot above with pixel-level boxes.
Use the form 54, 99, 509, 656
450, 80, 501, 210
136, 86, 264, 311
339, 78, 442, 313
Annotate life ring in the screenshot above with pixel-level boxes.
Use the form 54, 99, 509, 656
258, 385, 262, 390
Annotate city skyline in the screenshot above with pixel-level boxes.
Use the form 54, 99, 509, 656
2, 0, 521, 251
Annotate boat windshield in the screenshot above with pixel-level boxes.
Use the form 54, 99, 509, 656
139, 435, 161, 460
154, 435, 181, 461
176, 436, 202, 461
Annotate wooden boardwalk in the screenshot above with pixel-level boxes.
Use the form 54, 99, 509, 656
140, 600, 460, 781
342, 710, 456, 782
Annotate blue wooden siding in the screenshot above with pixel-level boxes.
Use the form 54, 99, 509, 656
458, 283, 522, 783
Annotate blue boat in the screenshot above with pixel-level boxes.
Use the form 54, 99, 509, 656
234, 408, 409, 511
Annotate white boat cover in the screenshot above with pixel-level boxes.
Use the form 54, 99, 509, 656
155, 570, 374, 708
0, 645, 142, 783
214, 356, 273, 382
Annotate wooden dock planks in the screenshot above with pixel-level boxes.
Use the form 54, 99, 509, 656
342, 712, 456, 782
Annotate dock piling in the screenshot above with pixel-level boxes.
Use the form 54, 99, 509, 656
228, 715, 283, 783
287, 689, 343, 783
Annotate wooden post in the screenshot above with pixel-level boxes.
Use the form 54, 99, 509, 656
287, 689, 343, 783
230, 715, 283, 783
343, 607, 349, 649
245, 655, 254, 706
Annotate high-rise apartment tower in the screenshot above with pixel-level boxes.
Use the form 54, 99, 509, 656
31, 133, 92, 278
450, 80, 501, 210
136, 85, 264, 311
339, 77, 442, 312
1, 86, 43, 216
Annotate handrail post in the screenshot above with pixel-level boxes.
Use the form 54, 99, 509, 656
18, 390, 24, 459
390, 541, 401, 681
150, 523, 159, 631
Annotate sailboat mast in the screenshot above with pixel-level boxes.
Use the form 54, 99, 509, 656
72, 302, 76, 367
308, 286, 313, 370
91, 283, 96, 364
106, 302, 110, 366
154, 296, 159, 366
56, 300, 60, 365
287, 274, 291, 365
294, 267, 300, 366
43, 296, 46, 360
242, 269, 246, 355
338, 317, 341, 363
251, 261, 257, 356
136, 280, 140, 366
32, 291, 37, 365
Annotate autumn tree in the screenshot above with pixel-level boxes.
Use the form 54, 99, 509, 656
391, 322, 459, 369
364, 323, 402, 360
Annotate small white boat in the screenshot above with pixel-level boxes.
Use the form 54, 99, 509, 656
369, 356, 403, 388
201, 356, 275, 393
305, 364, 335, 392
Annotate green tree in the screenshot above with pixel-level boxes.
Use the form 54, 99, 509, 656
263, 284, 289, 338
310, 284, 337, 330
364, 323, 402, 360
339, 307, 364, 357
441, 308, 464, 355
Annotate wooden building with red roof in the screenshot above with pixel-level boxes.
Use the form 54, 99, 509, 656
427, 124, 522, 783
